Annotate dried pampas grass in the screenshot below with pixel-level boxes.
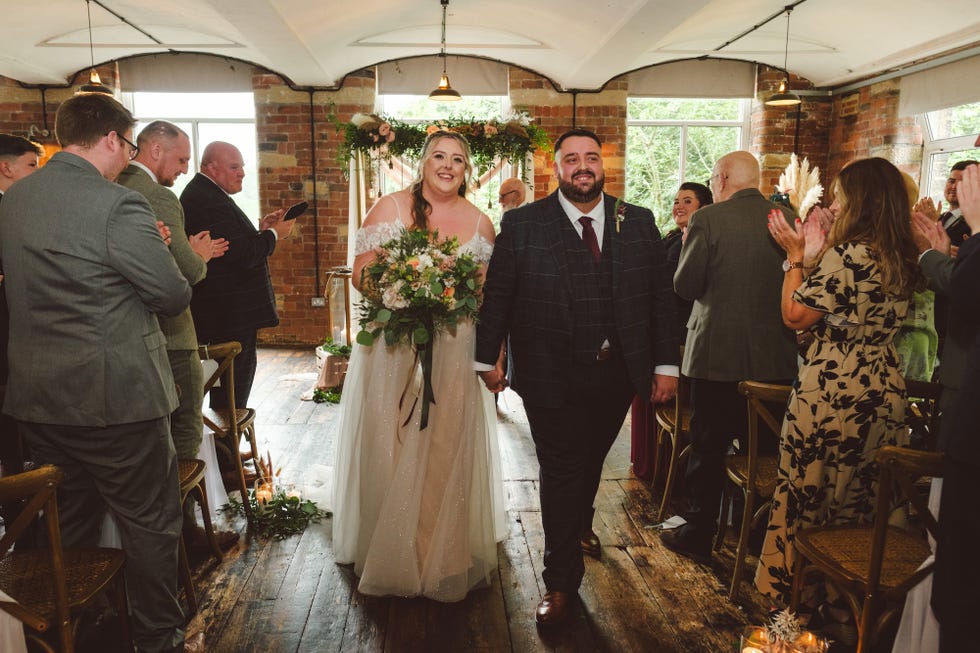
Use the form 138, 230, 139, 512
776, 153, 823, 219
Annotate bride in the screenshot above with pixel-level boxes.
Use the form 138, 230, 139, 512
332, 130, 507, 602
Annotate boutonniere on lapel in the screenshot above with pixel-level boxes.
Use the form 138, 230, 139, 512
614, 197, 626, 232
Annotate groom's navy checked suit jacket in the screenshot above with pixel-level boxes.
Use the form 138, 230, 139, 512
476, 191, 678, 408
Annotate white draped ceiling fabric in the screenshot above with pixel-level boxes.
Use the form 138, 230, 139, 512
626, 59, 757, 98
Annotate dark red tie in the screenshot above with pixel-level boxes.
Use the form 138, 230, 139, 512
578, 216, 601, 263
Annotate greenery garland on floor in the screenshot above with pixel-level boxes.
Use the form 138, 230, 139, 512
222, 489, 329, 541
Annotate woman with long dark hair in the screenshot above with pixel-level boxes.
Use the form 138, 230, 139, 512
756, 157, 926, 614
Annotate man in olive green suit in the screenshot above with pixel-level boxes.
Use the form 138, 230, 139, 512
662, 151, 799, 560
118, 121, 236, 550
0, 93, 194, 652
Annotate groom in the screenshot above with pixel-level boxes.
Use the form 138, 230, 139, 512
476, 128, 678, 625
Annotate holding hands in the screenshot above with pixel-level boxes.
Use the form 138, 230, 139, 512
478, 366, 508, 394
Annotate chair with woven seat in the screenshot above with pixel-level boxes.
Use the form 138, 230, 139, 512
0, 465, 131, 653
199, 341, 257, 522
790, 445, 943, 653
653, 346, 691, 523
176, 458, 223, 616
715, 380, 791, 601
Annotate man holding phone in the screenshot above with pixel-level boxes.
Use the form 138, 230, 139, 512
180, 141, 295, 408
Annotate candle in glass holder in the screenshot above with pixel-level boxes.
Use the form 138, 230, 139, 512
741, 625, 770, 653
255, 487, 273, 507
791, 630, 828, 653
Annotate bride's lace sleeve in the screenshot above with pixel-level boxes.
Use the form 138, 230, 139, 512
354, 221, 404, 256
461, 233, 494, 265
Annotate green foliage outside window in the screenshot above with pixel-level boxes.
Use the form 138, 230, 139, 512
625, 98, 746, 233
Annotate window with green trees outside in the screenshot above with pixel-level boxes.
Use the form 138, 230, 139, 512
625, 98, 750, 233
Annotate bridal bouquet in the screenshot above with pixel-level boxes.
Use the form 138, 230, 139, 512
355, 228, 482, 428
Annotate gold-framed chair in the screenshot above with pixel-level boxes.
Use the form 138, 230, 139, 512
653, 346, 691, 523
199, 342, 259, 523
715, 380, 791, 601
176, 458, 222, 616
0, 465, 131, 653
790, 446, 943, 653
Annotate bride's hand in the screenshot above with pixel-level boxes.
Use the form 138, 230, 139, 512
478, 367, 507, 393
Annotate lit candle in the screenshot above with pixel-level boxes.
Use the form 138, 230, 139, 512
255, 488, 273, 508
793, 630, 827, 652
741, 648, 765, 653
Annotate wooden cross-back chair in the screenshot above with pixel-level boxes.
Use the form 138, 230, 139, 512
0, 465, 131, 653
199, 342, 259, 523
790, 446, 943, 653
175, 458, 223, 616
653, 345, 691, 523
716, 380, 791, 601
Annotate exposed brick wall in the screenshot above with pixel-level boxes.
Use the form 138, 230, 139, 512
827, 80, 923, 184
0, 61, 931, 345
252, 71, 376, 345
752, 65, 834, 200
0, 65, 117, 151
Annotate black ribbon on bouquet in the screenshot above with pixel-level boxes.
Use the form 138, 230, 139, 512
399, 318, 436, 431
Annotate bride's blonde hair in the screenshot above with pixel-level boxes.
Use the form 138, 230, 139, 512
409, 131, 474, 231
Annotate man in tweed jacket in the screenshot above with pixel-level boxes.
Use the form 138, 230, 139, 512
476, 128, 678, 624
662, 151, 798, 561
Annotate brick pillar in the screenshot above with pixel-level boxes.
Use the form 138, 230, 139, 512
252, 70, 375, 345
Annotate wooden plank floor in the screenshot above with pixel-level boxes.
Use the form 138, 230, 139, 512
180, 347, 773, 652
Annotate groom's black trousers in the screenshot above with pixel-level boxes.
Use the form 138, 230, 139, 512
522, 353, 635, 592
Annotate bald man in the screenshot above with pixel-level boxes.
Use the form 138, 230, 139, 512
661, 151, 799, 561
498, 177, 527, 213
180, 142, 294, 409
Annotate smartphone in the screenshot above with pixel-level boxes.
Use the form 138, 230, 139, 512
283, 201, 309, 221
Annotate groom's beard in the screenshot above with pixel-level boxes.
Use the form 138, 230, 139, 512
559, 168, 604, 204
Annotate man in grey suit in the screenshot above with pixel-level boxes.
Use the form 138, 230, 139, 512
476, 128, 678, 625
0, 93, 197, 653
118, 120, 237, 551
661, 150, 798, 560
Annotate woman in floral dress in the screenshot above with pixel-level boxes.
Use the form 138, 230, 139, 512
755, 157, 926, 608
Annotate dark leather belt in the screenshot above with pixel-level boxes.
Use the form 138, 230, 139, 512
596, 348, 612, 361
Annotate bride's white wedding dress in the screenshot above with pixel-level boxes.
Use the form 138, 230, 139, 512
331, 215, 506, 602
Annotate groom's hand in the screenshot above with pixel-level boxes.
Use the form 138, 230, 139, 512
479, 366, 508, 393
650, 374, 677, 405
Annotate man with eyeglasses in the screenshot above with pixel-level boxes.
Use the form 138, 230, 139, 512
0, 92, 199, 653
498, 177, 526, 214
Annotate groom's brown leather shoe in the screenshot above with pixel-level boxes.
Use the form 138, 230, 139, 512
580, 529, 601, 559
535, 591, 572, 625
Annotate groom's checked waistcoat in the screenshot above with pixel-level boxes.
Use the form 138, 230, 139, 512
476, 191, 678, 408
